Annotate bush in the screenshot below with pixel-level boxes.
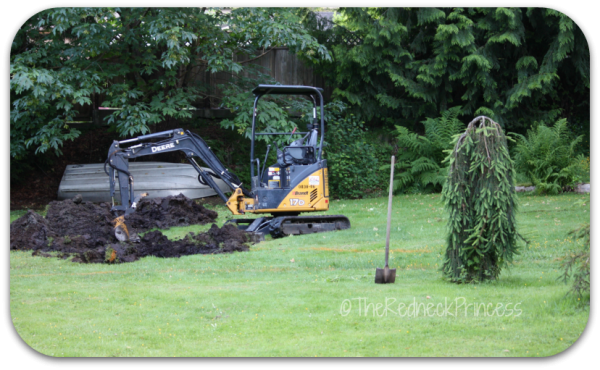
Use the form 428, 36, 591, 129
393, 107, 464, 193
512, 119, 587, 194
322, 107, 391, 199
560, 223, 590, 304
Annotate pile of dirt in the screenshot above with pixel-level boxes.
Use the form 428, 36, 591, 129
125, 194, 218, 230
10, 195, 250, 264
10, 210, 56, 251
33, 224, 250, 264
45, 195, 115, 246
38, 194, 218, 243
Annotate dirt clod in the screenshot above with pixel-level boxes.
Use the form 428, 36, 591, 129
10, 194, 251, 264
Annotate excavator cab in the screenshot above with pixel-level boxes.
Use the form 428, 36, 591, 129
248, 85, 324, 188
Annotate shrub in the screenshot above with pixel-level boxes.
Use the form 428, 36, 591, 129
393, 107, 464, 193
560, 223, 590, 303
324, 114, 390, 199
512, 119, 586, 194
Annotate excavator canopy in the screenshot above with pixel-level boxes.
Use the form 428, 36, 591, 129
252, 85, 324, 96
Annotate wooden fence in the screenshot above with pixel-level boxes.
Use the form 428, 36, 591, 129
76, 47, 329, 124
195, 46, 331, 109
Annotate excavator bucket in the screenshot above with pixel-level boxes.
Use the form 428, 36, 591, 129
112, 215, 140, 242
111, 192, 148, 242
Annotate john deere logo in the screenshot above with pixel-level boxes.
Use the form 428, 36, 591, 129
152, 143, 175, 152
295, 191, 308, 195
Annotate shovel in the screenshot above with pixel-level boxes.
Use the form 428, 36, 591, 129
375, 155, 397, 284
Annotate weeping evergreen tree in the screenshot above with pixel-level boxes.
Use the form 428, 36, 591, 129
442, 116, 520, 282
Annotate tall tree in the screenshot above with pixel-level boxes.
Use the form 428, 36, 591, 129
303, 8, 589, 133
10, 7, 329, 161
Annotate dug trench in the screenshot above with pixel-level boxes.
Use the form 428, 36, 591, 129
10, 194, 252, 263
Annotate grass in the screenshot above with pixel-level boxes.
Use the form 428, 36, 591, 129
9, 192, 590, 357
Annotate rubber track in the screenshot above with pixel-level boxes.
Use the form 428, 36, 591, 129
270, 215, 351, 238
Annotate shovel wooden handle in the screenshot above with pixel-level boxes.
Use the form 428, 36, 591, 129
385, 156, 395, 267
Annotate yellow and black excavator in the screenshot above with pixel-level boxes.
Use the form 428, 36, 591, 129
105, 85, 351, 241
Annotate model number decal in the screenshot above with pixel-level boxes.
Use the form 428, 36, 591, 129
290, 198, 305, 206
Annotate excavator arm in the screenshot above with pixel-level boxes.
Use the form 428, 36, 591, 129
106, 128, 252, 215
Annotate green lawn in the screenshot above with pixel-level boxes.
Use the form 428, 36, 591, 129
10, 192, 590, 357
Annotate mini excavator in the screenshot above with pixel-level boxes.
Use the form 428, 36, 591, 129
106, 85, 351, 241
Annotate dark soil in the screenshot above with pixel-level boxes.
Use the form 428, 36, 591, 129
10, 195, 251, 264
125, 194, 218, 230
41, 224, 250, 264
195, 195, 225, 208
10, 210, 56, 251
45, 196, 115, 246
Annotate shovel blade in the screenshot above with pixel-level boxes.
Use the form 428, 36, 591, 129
386, 268, 397, 283
375, 267, 397, 284
375, 268, 385, 284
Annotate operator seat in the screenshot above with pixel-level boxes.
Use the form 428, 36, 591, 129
277, 129, 318, 167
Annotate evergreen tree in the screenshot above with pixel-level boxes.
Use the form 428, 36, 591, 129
303, 8, 589, 134
442, 116, 519, 282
